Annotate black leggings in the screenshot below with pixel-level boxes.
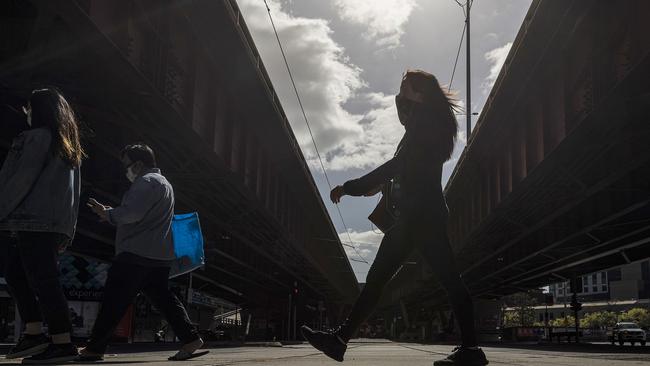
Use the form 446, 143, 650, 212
86, 261, 198, 353
2, 231, 72, 335
342, 213, 477, 346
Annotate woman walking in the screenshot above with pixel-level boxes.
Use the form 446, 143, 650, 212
301, 70, 489, 366
0, 88, 84, 363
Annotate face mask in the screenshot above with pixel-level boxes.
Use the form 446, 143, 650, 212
396, 95, 414, 126
396, 78, 423, 126
126, 166, 138, 182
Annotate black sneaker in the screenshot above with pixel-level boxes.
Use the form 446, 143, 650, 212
22, 343, 79, 364
433, 346, 489, 366
75, 347, 104, 362
300, 325, 347, 362
5, 334, 50, 359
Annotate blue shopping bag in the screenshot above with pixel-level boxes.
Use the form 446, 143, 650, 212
169, 212, 205, 278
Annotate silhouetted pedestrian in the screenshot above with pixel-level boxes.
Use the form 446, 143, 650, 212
0, 88, 84, 363
81, 144, 205, 361
301, 70, 489, 366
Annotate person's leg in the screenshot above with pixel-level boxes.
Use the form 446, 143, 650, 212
339, 222, 413, 341
416, 218, 477, 346
16, 232, 72, 339
84, 261, 145, 354
2, 235, 43, 333
416, 216, 487, 365
2, 235, 50, 359
17, 231, 81, 363
301, 223, 414, 362
141, 267, 204, 359
141, 267, 198, 344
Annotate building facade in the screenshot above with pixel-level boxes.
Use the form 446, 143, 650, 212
548, 259, 650, 304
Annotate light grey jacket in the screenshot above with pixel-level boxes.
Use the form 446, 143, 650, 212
0, 128, 81, 240
107, 168, 175, 261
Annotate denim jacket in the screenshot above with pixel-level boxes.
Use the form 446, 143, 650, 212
107, 168, 175, 261
0, 128, 81, 240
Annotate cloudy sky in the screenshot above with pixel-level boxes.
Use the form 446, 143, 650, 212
238, 0, 532, 282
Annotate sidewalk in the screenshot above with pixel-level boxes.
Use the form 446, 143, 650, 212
1, 340, 650, 365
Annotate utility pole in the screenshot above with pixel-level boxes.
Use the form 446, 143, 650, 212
465, 0, 472, 137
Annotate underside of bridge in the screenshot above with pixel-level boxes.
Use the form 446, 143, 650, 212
385, 0, 650, 312
0, 0, 358, 338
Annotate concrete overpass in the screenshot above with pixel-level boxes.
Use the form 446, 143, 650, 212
384, 0, 650, 317
0, 0, 358, 340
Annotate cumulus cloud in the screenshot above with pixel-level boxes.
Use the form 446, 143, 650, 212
442, 129, 467, 185
482, 42, 512, 94
339, 229, 384, 264
238, 0, 365, 164
239, 0, 409, 172
327, 92, 405, 171
333, 0, 418, 49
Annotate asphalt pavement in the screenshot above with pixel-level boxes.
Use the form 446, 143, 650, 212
1, 339, 650, 365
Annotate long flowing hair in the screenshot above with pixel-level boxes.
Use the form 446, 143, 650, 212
29, 88, 85, 167
402, 69, 460, 162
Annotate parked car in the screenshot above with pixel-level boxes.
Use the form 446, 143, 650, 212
608, 322, 646, 346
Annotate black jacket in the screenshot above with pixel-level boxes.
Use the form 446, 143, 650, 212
343, 107, 449, 219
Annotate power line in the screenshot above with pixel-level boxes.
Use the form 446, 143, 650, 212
263, 0, 369, 265
449, 0, 472, 93
448, 20, 466, 92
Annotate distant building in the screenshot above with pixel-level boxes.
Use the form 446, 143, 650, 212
548, 259, 650, 304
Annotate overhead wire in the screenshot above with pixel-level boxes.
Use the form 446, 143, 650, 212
447, 21, 466, 92
449, 0, 473, 117
263, 0, 370, 265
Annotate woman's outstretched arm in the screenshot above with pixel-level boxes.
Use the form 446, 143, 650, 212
343, 156, 401, 196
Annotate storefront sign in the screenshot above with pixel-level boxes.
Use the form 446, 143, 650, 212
59, 254, 109, 301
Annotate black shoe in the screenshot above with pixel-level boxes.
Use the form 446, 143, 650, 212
22, 343, 79, 364
5, 334, 50, 359
433, 346, 489, 366
300, 325, 347, 362
75, 347, 104, 362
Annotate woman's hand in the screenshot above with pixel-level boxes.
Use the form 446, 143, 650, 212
330, 185, 346, 204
